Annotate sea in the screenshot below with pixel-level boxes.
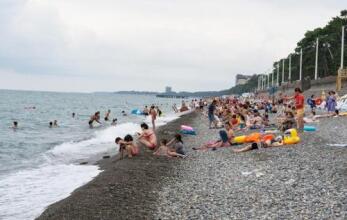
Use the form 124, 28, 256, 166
0, 90, 184, 220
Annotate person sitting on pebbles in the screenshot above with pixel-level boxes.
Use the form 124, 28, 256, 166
167, 134, 186, 155
137, 123, 157, 150
153, 139, 186, 158
115, 134, 139, 158
193, 122, 234, 151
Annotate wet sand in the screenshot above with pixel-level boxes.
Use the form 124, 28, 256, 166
37, 111, 347, 219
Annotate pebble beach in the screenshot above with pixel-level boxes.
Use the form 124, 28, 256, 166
37, 111, 347, 219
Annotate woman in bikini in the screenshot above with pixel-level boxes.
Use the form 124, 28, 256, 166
137, 123, 157, 150
193, 122, 234, 151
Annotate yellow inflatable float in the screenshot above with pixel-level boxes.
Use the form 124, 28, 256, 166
283, 128, 300, 145
233, 135, 246, 144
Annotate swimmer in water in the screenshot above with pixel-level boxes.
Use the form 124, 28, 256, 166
53, 120, 58, 127
72, 112, 76, 118
89, 111, 101, 128
104, 110, 111, 121
11, 121, 18, 130
49, 121, 53, 128
111, 118, 117, 126
121, 111, 127, 116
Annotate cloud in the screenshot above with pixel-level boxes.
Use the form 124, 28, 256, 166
0, 0, 345, 92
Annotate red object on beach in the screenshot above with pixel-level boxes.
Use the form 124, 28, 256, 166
245, 132, 261, 143
315, 98, 322, 105
261, 134, 275, 142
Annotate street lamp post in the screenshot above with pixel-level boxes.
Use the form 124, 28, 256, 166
267, 73, 270, 88
315, 37, 319, 80
272, 70, 274, 86
341, 25, 345, 70
299, 48, 303, 81
282, 59, 285, 84
288, 55, 292, 82
277, 63, 279, 86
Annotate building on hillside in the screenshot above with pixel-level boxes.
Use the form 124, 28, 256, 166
235, 74, 252, 85
165, 86, 172, 93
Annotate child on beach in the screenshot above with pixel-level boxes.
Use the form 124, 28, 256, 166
167, 134, 186, 155
115, 135, 139, 158
153, 139, 186, 158
137, 123, 157, 150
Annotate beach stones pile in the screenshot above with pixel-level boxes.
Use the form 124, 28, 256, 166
154, 115, 347, 219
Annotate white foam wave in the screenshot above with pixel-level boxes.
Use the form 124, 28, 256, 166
47, 122, 140, 162
0, 164, 100, 220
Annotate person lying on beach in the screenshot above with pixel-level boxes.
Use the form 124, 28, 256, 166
137, 123, 157, 150
193, 122, 234, 151
167, 134, 186, 155
104, 109, 111, 121
153, 139, 186, 158
232, 136, 286, 153
89, 111, 101, 128
115, 135, 139, 158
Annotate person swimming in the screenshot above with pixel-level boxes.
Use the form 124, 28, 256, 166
53, 120, 58, 127
11, 121, 18, 130
137, 123, 157, 149
89, 111, 101, 128
111, 118, 117, 126
104, 110, 111, 121
49, 121, 53, 128
72, 112, 76, 118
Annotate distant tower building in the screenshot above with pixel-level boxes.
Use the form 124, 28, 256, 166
235, 74, 252, 85
165, 86, 172, 93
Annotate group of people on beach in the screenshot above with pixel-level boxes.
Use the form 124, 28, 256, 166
192, 88, 308, 152
115, 122, 186, 159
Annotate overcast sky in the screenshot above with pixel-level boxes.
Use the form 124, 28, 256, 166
0, 0, 345, 93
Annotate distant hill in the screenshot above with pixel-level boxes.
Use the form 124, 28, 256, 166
114, 91, 159, 95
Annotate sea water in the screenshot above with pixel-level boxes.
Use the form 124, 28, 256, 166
0, 90, 183, 220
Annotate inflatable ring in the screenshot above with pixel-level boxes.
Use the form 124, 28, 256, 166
303, 125, 316, 132
245, 132, 261, 143
233, 135, 246, 144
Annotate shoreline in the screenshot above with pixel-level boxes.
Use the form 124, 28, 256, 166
37, 111, 347, 219
37, 111, 198, 220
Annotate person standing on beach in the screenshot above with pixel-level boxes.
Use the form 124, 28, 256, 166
286, 88, 305, 132
326, 91, 337, 115
143, 106, 149, 116
149, 105, 157, 130
208, 100, 217, 129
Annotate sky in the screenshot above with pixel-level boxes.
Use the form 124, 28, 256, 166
0, 0, 345, 93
